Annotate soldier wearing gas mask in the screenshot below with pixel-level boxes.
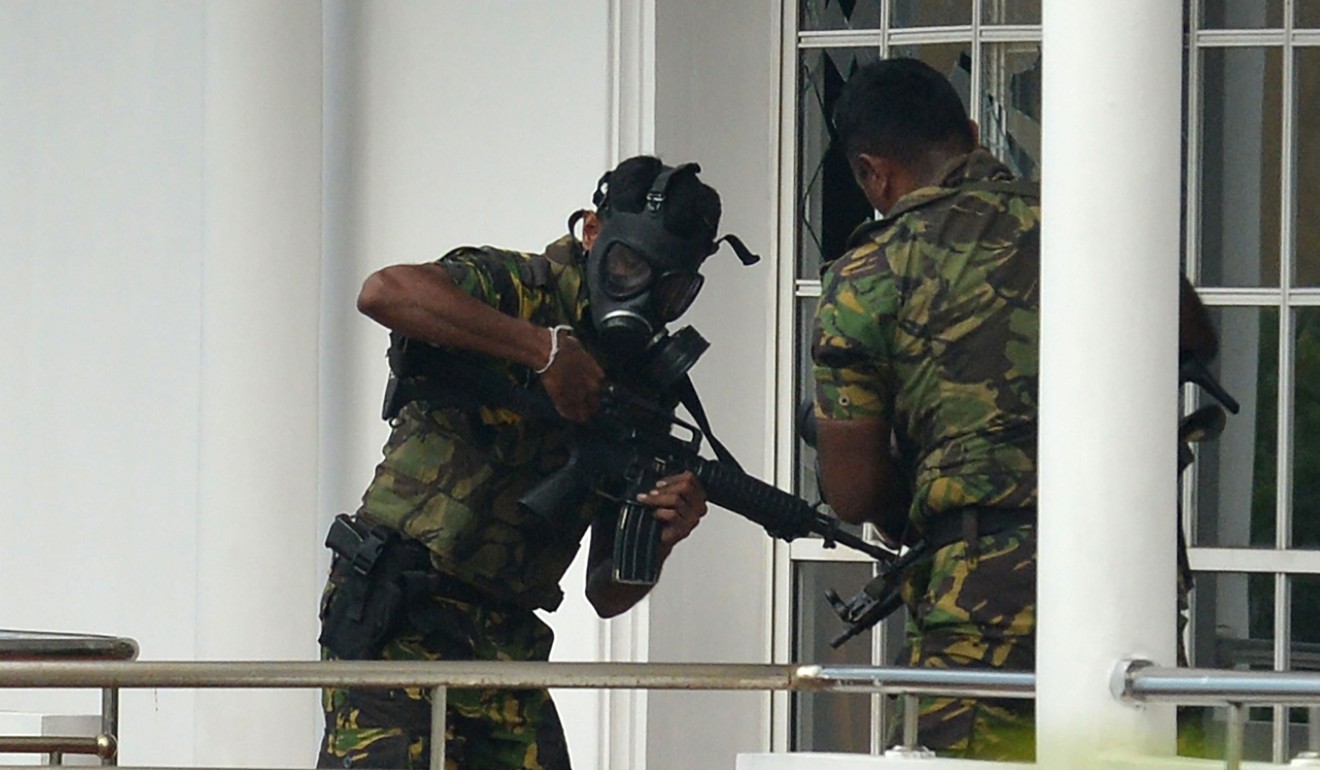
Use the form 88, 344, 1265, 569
317, 157, 743, 770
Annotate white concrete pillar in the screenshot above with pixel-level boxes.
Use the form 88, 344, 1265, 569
196, 1, 323, 765
1037, 1, 1183, 766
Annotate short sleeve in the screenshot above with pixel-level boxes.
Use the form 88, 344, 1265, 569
436, 247, 526, 318
811, 246, 899, 422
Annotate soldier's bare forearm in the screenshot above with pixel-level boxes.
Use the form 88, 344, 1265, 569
358, 263, 552, 369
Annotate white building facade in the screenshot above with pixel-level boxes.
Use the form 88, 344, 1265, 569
1, 1, 1315, 768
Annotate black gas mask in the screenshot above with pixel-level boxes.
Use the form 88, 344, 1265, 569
581, 162, 759, 363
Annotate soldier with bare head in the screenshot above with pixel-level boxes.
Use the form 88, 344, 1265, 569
812, 57, 1041, 760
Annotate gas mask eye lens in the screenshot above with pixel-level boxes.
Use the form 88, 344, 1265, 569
653, 272, 703, 322
603, 243, 653, 297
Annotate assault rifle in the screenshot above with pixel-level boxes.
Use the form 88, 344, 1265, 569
383, 328, 897, 587
520, 382, 897, 584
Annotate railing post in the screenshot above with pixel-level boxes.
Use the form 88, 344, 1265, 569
902, 693, 919, 749
1225, 702, 1244, 770
101, 686, 118, 766
430, 686, 447, 770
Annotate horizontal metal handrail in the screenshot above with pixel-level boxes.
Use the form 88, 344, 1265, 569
1120, 659, 1320, 706
0, 660, 1035, 768
1116, 659, 1320, 770
795, 664, 1035, 698
0, 660, 1035, 695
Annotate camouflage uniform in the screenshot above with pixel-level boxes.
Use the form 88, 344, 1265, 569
318, 236, 598, 770
812, 149, 1041, 761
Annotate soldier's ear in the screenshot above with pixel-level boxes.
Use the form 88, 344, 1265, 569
580, 211, 602, 251
853, 153, 892, 213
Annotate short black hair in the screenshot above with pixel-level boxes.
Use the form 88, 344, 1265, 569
596, 155, 722, 245
832, 58, 975, 163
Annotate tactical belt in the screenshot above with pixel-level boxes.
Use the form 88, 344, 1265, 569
923, 505, 1036, 555
328, 514, 507, 610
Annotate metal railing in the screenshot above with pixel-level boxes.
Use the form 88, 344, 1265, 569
14, 642, 1315, 769
1117, 658, 1320, 770
0, 629, 139, 766
0, 648, 1034, 769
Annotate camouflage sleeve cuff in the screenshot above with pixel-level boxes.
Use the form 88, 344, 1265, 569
436, 247, 518, 315
813, 363, 889, 421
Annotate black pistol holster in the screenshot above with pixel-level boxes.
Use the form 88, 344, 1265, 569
318, 513, 434, 660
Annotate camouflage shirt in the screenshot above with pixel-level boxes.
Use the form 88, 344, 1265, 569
358, 235, 598, 612
812, 149, 1041, 535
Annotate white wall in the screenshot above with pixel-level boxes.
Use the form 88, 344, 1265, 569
1, 1, 779, 768
0, 1, 206, 763
647, 0, 782, 768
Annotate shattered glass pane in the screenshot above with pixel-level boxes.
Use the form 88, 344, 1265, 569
798, 46, 879, 279
983, 0, 1041, 25
800, 0, 883, 32
892, 0, 973, 27
980, 43, 1042, 181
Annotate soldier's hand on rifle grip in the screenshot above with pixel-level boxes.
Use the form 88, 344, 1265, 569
538, 330, 605, 423
638, 471, 708, 552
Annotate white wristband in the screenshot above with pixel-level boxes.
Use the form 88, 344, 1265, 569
534, 324, 574, 375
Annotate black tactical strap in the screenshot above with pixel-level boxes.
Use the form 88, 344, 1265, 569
673, 374, 741, 471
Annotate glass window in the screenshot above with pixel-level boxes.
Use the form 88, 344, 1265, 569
1296, 49, 1320, 287
1198, 47, 1283, 288
1189, 572, 1275, 668
1292, 309, 1320, 548
1200, 0, 1285, 28
1192, 307, 1279, 548
887, 44, 973, 113
890, 0, 972, 28
801, 0, 884, 32
1292, 575, 1320, 654
793, 560, 877, 752
1300, 1, 1320, 27
798, 47, 879, 280
1184, 572, 1277, 759
983, 0, 1040, 25
980, 43, 1043, 181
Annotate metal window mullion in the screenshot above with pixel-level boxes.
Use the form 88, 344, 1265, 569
798, 30, 885, 48
869, 558, 885, 755
876, 2, 891, 749
796, 279, 822, 297
878, 0, 891, 58
1276, 3, 1297, 760
778, 0, 806, 754
1279, 0, 1297, 557
1183, 0, 1203, 547
1296, 29, 1320, 45
978, 26, 1041, 43
970, 0, 982, 143
1193, 287, 1285, 304
888, 26, 974, 45
1196, 29, 1289, 46
1276, 572, 1293, 762
1186, 0, 1203, 283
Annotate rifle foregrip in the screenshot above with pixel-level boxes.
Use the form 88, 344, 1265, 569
694, 461, 815, 541
695, 460, 896, 562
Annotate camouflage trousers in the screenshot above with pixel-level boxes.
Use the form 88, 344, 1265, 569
896, 522, 1036, 762
317, 585, 570, 770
